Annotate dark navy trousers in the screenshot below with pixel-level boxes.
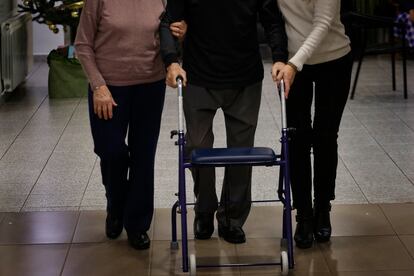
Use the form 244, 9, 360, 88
88, 80, 166, 234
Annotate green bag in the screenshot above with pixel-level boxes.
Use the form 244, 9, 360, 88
47, 49, 89, 98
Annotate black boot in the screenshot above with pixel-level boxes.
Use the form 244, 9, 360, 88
314, 203, 332, 243
294, 213, 314, 249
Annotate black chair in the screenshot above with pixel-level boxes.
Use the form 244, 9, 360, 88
343, 12, 408, 99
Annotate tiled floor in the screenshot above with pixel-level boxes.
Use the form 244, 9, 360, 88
0, 55, 413, 275
1, 204, 414, 275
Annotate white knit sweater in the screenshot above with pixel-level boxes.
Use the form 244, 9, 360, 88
277, 0, 351, 71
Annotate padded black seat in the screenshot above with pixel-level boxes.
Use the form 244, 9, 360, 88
191, 147, 277, 166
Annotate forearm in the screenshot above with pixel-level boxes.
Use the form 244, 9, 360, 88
74, 0, 104, 88
159, 0, 185, 68
75, 46, 106, 89
159, 16, 180, 68
289, 0, 338, 71
259, 0, 288, 63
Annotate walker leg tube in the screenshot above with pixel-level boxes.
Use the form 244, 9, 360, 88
282, 129, 294, 269
178, 134, 189, 272
171, 201, 179, 244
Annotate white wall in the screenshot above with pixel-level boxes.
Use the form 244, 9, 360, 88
33, 22, 64, 55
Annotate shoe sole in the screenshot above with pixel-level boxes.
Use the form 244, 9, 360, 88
218, 230, 246, 244
129, 241, 151, 250
295, 241, 313, 249
315, 236, 331, 243
106, 230, 123, 240
194, 234, 212, 240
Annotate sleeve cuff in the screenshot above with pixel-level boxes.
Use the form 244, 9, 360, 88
272, 53, 288, 64
164, 54, 179, 69
288, 58, 303, 72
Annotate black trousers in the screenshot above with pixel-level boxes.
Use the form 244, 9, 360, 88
286, 53, 353, 212
88, 80, 166, 234
183, 82, 262, 228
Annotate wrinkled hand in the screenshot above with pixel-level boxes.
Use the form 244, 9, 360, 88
170, 20, 187, 41
166, 63, 187, 88
93, 85, 117, 120
276, 64, 297, 98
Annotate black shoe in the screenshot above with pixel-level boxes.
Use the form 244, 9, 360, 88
128, 232, 150, 250
314, 204, 332, 243
105, 213, 123, 239
218, 225, 246, 244
194, 213, 214, 240
294, 215, 314, 249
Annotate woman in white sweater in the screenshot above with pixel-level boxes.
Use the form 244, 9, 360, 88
274, 0, 352, 249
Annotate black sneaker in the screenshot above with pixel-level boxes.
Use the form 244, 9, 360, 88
218, 225, 246, 244
128, 232, 150, 250
105, 213, 123, 239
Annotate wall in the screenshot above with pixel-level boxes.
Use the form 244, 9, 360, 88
33, 23, 64, 55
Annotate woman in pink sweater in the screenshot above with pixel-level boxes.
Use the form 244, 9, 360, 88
75, 0, 185, 250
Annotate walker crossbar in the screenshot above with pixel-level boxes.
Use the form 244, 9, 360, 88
170, 78, 294, 275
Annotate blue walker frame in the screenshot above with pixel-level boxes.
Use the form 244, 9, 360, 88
170, 77, 294, 275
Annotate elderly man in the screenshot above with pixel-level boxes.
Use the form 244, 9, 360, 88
160, 0, 287, 244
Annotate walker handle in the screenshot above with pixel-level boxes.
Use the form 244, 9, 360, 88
176, 76, 185, 133
279, 80, 288, 130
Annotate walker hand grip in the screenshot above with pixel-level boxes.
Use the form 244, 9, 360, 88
176, 76, 185, 133
279, 80, 288, 130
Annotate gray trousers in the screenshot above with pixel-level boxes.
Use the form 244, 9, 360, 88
183, 82, 262, 227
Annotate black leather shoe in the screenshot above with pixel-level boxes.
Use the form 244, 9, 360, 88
314, 205, 332, 243
218, 225, 246, 244
294, 215, 314, 249
194, 213, 214, 240
105, 213, 123, 239
128, 232, 150, 250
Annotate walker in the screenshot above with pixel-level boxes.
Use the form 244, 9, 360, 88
169, 78, 294, 275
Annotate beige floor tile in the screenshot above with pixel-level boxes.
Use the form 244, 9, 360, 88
72, 210, 154, 243
400, 235, 414, 259
236, 238, 281, 275
380, 203, 414, 235
0, 211, 79, 244
153, 207, 196, 241
243, 205, 283, 238
334, 271, 414, 276
0, 212, 6, 223
0, 244, 69, 276
153, 205, 285, 242
319, 236, 414, 272
62, 241, 150, 276
72, 210, 126, 243
236, 238, 329, 275
241, 272, 332, 276
331, 204, 395, 236
151, 240, 240, 275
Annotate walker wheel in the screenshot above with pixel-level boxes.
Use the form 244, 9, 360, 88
189, 254, 197, 276
281, 251, 288, 276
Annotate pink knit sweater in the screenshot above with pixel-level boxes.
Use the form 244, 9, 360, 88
75, 0, 166, 89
